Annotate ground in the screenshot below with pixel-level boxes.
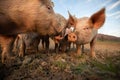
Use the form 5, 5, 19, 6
0, 40, 120, 80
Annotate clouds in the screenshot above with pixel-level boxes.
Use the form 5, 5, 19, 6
108, 0, 120, 11
100, 0, 112, 7
115, 14, 120, 19
107, 11, 120, 17
87, 0, 92, 2
106, 0, 120, 19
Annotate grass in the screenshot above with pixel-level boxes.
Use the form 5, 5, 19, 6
71, 63, 89, 74
53, 61, 67, 71
91, 60, 117, 75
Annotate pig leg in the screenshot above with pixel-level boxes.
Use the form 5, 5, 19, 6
1, 47, 8, 63
35, 39, 40, 53
19, 39, 25, 57
12, 36, 19, 54
1, 45, 14, 63
55, 43, 58, 53
72, 42, 74, 49
90, 37, 97, 58
54, 35, 63, 53
0, 36, 16, 63
59, 42, 66, 52
45, 35, 50, 53
68, 42, 71, 50
81, 45, 84, 53
76, 44, 81, 55
41, 38, 45, 49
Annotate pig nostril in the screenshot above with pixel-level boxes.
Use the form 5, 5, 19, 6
47, 6, 51, 10
73, 36, 75, 38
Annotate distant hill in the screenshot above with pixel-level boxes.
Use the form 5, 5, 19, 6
97, 34, 120, 41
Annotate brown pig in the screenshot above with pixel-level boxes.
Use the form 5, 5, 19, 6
52, 13, 67, 53
13, 33, 51, 57
13, 32, 40, 57
67, 8, 106, 58
0, 0, 59, 63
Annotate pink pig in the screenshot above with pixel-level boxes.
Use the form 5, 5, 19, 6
67, 8, 106, 58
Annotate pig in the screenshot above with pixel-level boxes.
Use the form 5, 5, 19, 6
52, 13, 67, 53
13, 32, 40, 57
13, 33, 50, 57
59, 26, 77, 52
14, 13, 67, 56
0, 0, 59, 63
67, 8, 105, 58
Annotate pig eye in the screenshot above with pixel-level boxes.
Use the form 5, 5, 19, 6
83, 27, 89, 30
47, 6, 51, 10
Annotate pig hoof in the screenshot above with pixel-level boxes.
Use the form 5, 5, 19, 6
74, 53, 81, 56
12, 49, 17, 53
93, 55, 97, 59
90, 53, 97, 59
75, 53, 81, 56
55, 51, 59, 54
9, 56, 16, 61
44, 50, 49, 54
55, 49, 59, 54
19, 53, 24, 57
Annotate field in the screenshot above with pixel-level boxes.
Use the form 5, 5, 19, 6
0, 40, 120, 80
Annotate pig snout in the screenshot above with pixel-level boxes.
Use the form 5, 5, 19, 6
68, 32, 77, 42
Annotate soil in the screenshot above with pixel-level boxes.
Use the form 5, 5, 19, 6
0, 40, 120, 80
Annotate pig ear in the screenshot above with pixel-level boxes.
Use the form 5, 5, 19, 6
51, 2, 54, 7
90, 8, 106, 29
68, 11, 76, 27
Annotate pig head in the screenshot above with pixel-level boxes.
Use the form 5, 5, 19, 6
67, 8, 106, 57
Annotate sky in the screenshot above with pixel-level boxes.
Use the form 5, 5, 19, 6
52, 0, 120, 37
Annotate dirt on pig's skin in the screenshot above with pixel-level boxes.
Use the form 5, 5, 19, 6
0, 40, 120, 80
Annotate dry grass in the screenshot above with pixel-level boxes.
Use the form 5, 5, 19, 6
84, 40, 120, 52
